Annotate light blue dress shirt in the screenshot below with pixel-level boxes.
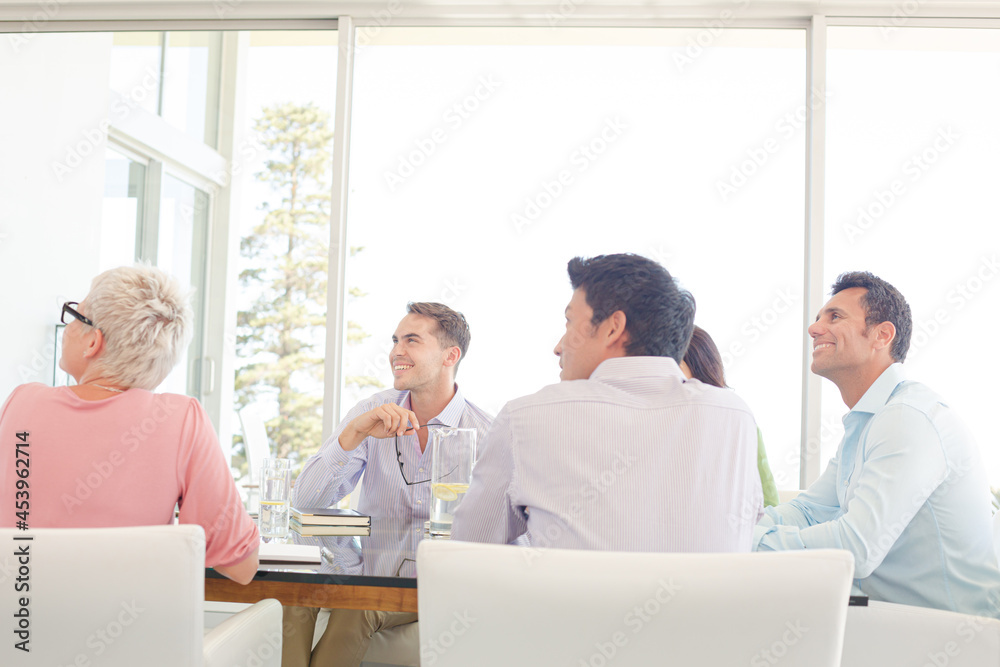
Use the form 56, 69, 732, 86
754, 364, 1000, 617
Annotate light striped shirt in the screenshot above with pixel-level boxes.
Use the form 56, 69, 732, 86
451, 357, 763, 552
292, 386, 493, 529
291, 519, 418, 578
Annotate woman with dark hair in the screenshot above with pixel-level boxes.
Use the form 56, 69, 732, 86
681, 326, 779, 506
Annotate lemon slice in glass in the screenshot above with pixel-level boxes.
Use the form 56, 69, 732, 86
432, 484, 459, 501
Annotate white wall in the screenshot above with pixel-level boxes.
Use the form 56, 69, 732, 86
0, 33, 112, 400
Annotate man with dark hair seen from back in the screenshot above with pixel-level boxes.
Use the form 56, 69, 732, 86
453, 253, 763, 551
681, 325, 779, 507
755, 271, 1000, 617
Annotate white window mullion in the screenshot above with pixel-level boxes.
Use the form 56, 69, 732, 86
201, 30, 250, 455
140, 158, 163, 264
801, 14, 827, 489
323, 17, 356, 440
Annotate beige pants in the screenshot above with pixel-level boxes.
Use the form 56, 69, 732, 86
282, 605, 418, 667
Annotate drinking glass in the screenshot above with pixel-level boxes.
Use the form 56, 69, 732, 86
259, 458, 291, 539
429, 427, 477, 536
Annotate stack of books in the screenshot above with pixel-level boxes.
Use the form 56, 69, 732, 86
258, 542, 322, 564
290, 507, 372, 536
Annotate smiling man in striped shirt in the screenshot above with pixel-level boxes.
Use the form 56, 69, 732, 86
285, 302, 492, 667
452, 253, 763, 552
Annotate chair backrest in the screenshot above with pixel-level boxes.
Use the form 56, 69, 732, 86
417, 541, 854, 667
0, 525, 205, 666
203, 599, 284, 667
841, 600, 1000, 667
239, 403, 273, 483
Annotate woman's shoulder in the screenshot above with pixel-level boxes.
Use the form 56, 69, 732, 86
124, 391, 205, 424
12, 382, 56, 394
149, 391, 202, 411
6, 382, 66, 404
1, 384, 71, 425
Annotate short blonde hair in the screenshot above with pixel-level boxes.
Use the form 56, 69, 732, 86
85, 264, 193, 391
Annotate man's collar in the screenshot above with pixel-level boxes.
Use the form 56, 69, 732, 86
431, 384, 466, 427
589, 356, 684, 380
851, 363, 907, 414
400, 384, 465, 427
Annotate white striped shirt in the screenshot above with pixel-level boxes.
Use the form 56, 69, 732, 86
451, 357, 763, 552
292, 386, 493, 529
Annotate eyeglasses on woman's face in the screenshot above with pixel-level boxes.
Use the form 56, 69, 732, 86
61, 302, 95, 327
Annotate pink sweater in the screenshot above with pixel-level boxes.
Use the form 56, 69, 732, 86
1, 383, 259, 568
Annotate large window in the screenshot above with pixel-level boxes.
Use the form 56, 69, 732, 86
231, 31, 338, 472
826, 26, 1000, 483
157, 174, 211, 397
100, 147, 146, 271
343, 27, 807, 487
110, 31, 222, 146
6, 14, 1000, 489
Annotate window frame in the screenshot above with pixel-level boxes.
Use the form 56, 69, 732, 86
6, 8, 1000, 484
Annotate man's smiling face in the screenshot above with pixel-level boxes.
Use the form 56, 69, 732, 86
390, 313, 454, 393
807, 287, 880, 382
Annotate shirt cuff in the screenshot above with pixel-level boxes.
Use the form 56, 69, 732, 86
753, 524, 774, 551
323, 433, 357, 469
756, 506, 778, 529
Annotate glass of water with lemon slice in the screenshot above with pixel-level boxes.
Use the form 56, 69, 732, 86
259, 458, 292, 539
429, 427, 477, 536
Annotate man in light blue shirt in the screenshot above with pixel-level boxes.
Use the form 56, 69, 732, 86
755, 271, 1000, 617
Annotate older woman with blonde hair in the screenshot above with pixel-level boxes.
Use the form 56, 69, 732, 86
0, 264, 259, 583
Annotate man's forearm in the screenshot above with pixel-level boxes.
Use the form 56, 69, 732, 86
338, 425, 365, 452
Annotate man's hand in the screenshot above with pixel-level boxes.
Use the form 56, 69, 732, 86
338, 404, 420, 452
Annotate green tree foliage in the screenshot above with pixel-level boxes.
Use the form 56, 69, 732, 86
234, 103, 383, 468
235, 103, 333, 462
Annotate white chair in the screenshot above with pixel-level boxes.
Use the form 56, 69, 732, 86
204, 599, 283, 667
0, 525, 281, 667
417, 541, 855, 667
841, 600, 1000, 667
239, 402, 273, 485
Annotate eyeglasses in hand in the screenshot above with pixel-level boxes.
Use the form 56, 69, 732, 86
394, 557, 416, 577
394, 424, 456, 485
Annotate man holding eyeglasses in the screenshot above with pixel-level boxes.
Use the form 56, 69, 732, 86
284, 302, 492, 667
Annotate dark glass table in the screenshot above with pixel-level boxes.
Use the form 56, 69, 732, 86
205, 516, 869, 613
205, 517, 425, 612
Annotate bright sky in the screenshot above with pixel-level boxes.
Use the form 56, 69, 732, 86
233, 26, 1000, 488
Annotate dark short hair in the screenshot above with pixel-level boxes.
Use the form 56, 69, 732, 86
682, 326, 727, 389
406, 302, 471, 374
830, 271, 912, 362
567, 254, 695, 362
